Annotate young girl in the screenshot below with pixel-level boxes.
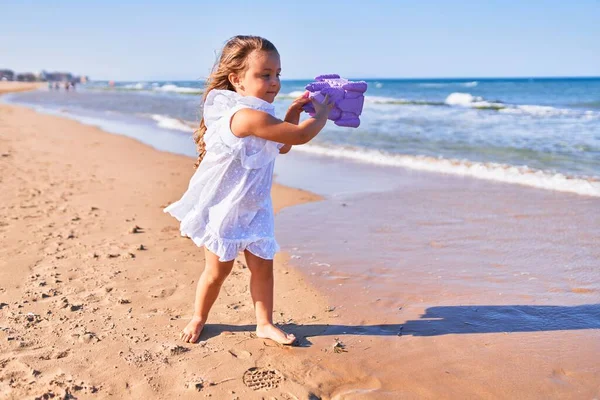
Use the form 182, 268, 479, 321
164, 35, 333, 345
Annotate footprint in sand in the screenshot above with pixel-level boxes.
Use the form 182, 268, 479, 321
242, 367, 283, 391
550, 367, 572, 385
226, 302, 243, 310
77, 332, 99, 344
185, 375, 206, 392
150, 287, 176, 299
52, 349, 70, 360
165, 344, 190, 356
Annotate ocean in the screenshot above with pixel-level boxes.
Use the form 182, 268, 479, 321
4, 77, 600, 197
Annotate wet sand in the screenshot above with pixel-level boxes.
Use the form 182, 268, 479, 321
277, 152, 600, 398
1, 83, 599, 399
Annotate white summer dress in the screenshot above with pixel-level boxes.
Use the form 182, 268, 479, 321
163, 89, 285, 262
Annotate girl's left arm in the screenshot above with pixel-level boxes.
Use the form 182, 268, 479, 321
281, 91, 311, 154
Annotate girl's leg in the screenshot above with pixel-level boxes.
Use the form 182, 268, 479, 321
181, 247, 234, 343
243, 250, 296, 345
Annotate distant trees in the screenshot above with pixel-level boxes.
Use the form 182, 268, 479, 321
0, 69, 14, 81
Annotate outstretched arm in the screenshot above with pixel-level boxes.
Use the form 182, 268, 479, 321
231, 95, 333, 146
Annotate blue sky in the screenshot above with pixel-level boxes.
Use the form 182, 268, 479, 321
1, 0, 599, 81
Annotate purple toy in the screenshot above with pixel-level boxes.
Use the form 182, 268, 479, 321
302, 74, 367, 128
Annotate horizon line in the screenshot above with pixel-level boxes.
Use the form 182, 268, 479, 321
93, 75, 600, 83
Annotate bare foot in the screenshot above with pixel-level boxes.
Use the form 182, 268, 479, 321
256, 323, 296, 345
180, 316, 205, 343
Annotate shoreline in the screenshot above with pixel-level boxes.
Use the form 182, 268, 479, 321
5, 85, 600, 199
1, 84, 599, 399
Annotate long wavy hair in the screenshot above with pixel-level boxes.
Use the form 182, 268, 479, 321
193, 35, 278, 169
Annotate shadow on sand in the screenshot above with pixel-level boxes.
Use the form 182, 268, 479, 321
198, 304, 600, 346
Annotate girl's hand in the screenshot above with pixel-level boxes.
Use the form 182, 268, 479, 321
289, 91, 311, 114
284, 91, 311, 125
311, 93, 335, 118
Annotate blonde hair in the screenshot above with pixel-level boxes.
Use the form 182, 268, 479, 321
193, 35, 278, 169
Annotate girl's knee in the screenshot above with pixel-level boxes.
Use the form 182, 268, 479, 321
204, 267, 230, 285
252, 266, 273, 280
202, 253, 234, 285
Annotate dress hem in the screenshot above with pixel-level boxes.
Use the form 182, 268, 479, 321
163, 208, 279, 262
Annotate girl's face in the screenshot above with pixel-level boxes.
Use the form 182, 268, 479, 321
233, 50, 281, 103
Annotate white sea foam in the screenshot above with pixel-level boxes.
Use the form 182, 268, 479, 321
444, 92, 505, 109
364, 92, 599, 118
445, 92, 484, 106
154, 84, 202, 94
418, 81, 478, 88
500, 105, 567, 116
365, 95, 407, 104
123, 82, 146, 90
443, 92, 600, 118
498, 104, 600, 119
287, 90, 306, 98
276, 91, 307, 99
106, 82, 202, 94
419, 83, 448, 88
293, 143, 600, 197
151, 114, 194, 132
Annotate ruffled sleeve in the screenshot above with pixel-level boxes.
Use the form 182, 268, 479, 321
202, 89, 284, 169
239, 136, 282, 169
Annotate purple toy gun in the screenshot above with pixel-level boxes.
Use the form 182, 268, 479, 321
302, 74, 367, 128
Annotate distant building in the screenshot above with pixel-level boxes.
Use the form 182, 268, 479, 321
45, 72, 73, 82
2, 69, 88, 83
0, 69, 14, 81
16, 73, 37, 82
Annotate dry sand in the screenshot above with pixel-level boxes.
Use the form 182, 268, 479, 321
0, 86, 383, 399
0, 82, 45, 95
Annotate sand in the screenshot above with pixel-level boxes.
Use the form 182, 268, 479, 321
1, 82, 598, 399
0, 82, 45, 95
0, 86, 382, 399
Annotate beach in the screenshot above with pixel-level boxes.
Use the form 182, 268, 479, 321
1, 82, 599, 399
0, 82, 45, 95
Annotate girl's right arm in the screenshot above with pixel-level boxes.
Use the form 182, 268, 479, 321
231, 95, 334, 145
